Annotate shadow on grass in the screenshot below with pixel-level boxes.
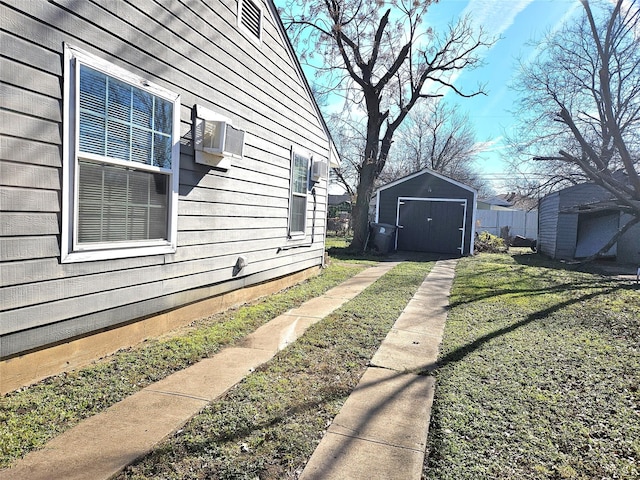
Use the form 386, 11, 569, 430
513, 250, 639, 277
117, 256, 636, 480
428, 285, 628, 372
450, 253, 638, 308
327, 246, 455, 264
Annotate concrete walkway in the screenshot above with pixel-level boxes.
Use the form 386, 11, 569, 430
0, 258, 457, 480
300, 258, 457, 480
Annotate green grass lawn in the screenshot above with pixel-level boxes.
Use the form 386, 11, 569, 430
0, 261, 366, 469
424, 252, 639, 480
2, 248, 637, 480
115, 259, 434, 479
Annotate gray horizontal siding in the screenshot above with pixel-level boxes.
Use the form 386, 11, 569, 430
0, 162, 60, 189
1, 256, 323, 359
0, 57, 62, 99
1, 246, 323, 328
0, 110, 61, 144
0, 137, 62, 168
538, 193, 559, 257
0, 187, 60, 212
0, 237, 61, 262
0, 213, 59, 236
0, 0, 331, 357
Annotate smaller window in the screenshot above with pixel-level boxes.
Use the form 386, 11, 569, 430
289, 149, 310, 236
238, 0, 262, 42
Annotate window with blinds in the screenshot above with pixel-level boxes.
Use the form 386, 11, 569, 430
77, 161, 168, 243
62, 44, 180, 262
78, 65, 173, 169
76, 65, 172, 244
289, 151, 310, 235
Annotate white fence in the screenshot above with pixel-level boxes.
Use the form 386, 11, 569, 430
475, 209, 538, 239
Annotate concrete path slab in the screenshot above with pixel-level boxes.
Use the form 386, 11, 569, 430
146, 347, 275, 400
393, 305, 448, 336
300, 258, 457, 480
326, 368, 435, 449
369, 329, 440, 371
323, 263, 399, 296
300, 432, 426, 480
240, 314, 319, 353
0, 390, 207, 480
0, 261, 397, 480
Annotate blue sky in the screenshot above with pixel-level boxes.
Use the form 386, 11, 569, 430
276, 0, 587, 192
427, 0, 583, 190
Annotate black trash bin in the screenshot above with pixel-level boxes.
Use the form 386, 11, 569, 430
369, 223, 397, 253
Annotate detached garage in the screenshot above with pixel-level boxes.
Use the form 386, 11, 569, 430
373, 169, 477, 255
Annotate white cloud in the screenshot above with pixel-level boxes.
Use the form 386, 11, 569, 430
460, 0, 535, 37
474, 137, 505, 154
435, 0, 535, 98
524, 2, 581, 64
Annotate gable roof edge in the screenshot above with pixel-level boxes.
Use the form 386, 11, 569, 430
265, 0, 340, 167
375, 168, 477, 195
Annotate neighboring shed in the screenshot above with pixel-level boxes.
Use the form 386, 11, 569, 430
374, 169, 477, 255
328, 193, 351, 214
538, 182, 640, 264
0, 0, 337, 392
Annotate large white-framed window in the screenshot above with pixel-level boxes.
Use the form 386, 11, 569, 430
61, 44, 181, 263
288, 148, 310, 237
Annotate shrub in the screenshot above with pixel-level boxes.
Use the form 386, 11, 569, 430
474, 231, 508, 253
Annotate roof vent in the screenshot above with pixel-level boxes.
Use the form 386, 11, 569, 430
239, 0, 262, 41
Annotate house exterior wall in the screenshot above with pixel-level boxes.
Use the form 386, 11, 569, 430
375, 170, 476, 255
0, 0, 331, 360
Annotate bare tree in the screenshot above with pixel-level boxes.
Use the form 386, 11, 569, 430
326, 112, 363, 199
510, 0, 640, 257
383, 100, 490, 194
279, 0, 492, 250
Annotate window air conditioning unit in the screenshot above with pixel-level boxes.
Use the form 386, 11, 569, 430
194, 105, 245, 170
311, 159, 328, 182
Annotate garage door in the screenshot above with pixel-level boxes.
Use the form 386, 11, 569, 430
574, 211, 618, 258
397, 199, 466, 254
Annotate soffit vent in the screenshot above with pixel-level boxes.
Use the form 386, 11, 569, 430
240, 0, 262, 40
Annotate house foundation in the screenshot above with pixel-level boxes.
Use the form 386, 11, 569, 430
0, 267, 320, 395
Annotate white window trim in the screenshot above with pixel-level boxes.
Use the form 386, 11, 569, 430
237, 0, 263, 45
288, 147, 310, 239
61, 44, 181, 263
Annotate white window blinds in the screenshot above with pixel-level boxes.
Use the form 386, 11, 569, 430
78, 65, 173, 168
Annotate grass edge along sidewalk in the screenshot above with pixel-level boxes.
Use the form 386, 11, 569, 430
0, 261, 370, 469
423, 252, 639, 480
112, 259, 435, 479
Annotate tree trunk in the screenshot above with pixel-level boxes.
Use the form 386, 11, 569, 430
350, 161, 377, 251
349, 99, 384, 251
